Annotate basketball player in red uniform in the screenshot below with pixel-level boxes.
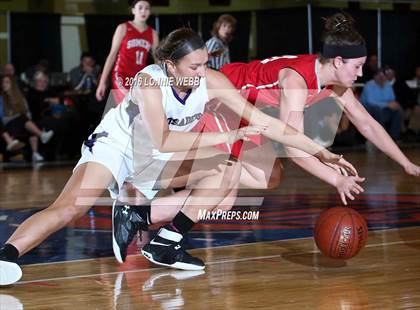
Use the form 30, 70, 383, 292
96, 0, 159, 104
200, 12, 420, 205
0, 28, 356, 284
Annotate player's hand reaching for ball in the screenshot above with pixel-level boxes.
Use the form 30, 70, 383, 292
335, 174, 365, 206
404, 162, 420, 177
315, 149, 359, 176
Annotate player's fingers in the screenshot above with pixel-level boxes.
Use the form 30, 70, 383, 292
339, 159, 358, 176
339, 167, 349, 176
355, 176, 366, 182
340, 192, 347, 206
346, 191, 355, 201
354, 183, 364, 193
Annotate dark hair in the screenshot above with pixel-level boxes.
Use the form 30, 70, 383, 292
80, 52, 94, 61
155, 27, 205, 63
211, 14, 237, 43
321, 13, 366, 62
128, 0, 150, 8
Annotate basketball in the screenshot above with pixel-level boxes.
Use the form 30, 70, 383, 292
314, 207, 368, 259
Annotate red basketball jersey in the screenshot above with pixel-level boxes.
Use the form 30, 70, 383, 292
221, 54, 331, 108
198, 54, 331, 156
112, 22, 154, 91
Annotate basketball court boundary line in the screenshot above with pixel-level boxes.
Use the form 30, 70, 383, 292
13, 227, 420, 285
21, 225, 418, 267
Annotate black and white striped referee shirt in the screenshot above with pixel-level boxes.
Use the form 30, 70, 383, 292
205, 36, 231, 71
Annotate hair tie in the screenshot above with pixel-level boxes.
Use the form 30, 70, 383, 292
335, 19, 347, 29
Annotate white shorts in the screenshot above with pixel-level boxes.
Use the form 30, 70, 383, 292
74, 108, 167, 200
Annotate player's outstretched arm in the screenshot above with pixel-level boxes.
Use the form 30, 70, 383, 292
334, 86, 420, 177
132, 73, 264, 152
206, 69, 356, 173
207, 69, 364, 205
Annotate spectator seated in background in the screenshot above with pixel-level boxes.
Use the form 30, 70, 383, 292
68, 52, 105, 134
26, 71, 66, 121
1, 75, 53, 161
206, 14, 237, 71
69, 52, 100, 92
1, 63, 27, 91
384, 66, 413, 110
21, 59, 50, 87
26, 71, 81, 160
360, 68, 402, 141
0, 98, 25, 153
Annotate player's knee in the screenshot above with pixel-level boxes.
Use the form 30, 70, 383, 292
61, 206, 85, 223
51, 200, 88, 224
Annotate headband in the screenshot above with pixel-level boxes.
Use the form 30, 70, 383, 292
322, 44, 367, 59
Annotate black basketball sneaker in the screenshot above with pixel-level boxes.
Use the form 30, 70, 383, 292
141, 226, 205, 271
112, 201, 149, 263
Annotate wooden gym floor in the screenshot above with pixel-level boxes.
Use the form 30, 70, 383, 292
0, 147, 419, 309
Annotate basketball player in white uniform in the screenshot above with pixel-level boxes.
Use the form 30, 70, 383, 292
0, 28, 357, 285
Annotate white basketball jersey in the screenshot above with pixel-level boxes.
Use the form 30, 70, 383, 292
129, 64, 208, 192
80, 64, 209, 199
140, 64, 208, 132
108, 64, 208, 150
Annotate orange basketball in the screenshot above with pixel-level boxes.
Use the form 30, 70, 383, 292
314, 207, 368, 259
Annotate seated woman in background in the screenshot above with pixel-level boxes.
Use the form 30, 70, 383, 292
1, 75, 53, 161
0, 95, 25, 152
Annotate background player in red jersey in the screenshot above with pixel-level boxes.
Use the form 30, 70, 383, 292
201, 12, 420, 205
96, 0, 159, 104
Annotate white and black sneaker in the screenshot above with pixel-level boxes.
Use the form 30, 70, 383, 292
0, 258, 22, 286
141, 226, 205, 271
112, 201, 149, 263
